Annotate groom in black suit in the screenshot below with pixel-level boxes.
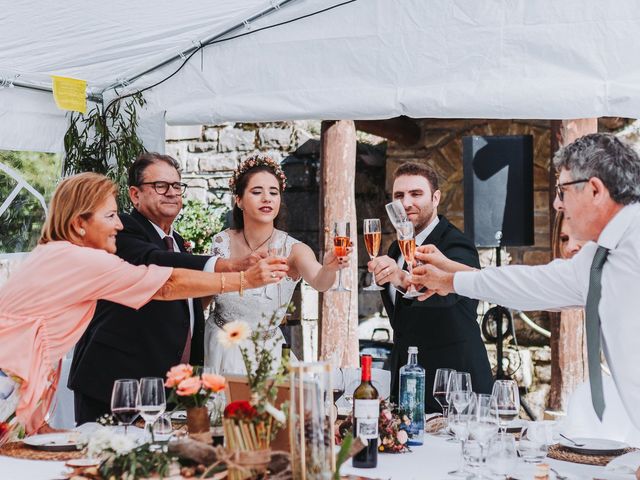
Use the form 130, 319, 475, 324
369, 162, 493, 412
69, 153, 257, 424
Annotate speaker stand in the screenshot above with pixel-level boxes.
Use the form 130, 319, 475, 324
491, 238, 536, 421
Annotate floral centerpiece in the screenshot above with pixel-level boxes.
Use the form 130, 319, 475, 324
217, 313, 288, 479
336, 399, 411, 454
165, 364, 226, 440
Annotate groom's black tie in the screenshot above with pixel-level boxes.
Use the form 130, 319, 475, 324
585, 245, 609, 420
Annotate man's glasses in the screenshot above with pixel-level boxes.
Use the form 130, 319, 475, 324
138, 181, 188, 195
555, 178, 589, 202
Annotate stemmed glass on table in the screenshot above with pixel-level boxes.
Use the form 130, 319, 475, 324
448, 392, 477, 477
491, 379, 520, 433
330, 221, 350, 292
363, 218, 384, 291
136, 377, 166, 442
433, 368, 455, 432
111, 379, 139, 435
466, 394, 499, 479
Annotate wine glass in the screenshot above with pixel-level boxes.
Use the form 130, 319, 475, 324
518, 421, 554, 463
396, 221, 421, 299
488, 432, 518, 477
111, 379, 139, 435
363, 218, 384, 291
137, 377, 166, 442
268, 230, 289, 307
491, 379, 520, 433
331, 367, 345, 409
447, 372, 473, 413
467, 394, 499, 479
448, 392, 476, 477
433, 368, 455, 430
151, 413, 173, 451
330, 221, 350, 292
385, 200, 408, 229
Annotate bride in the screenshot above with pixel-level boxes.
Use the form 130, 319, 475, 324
204, 155, 351, 375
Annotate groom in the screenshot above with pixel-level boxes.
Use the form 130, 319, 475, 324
69, 153, 259, 424
368, 162, 493, 412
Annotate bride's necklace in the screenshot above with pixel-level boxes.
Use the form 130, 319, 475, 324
242, 228, 274, 253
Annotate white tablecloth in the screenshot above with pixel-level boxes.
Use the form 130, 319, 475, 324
1, 431, 636, 480
340, 433, 636, 480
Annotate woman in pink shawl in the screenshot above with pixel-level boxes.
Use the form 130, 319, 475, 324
0, 172, 287, 437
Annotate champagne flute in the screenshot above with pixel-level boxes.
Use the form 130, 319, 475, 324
330, 221, 350, 292
433, 368, 455, 432
137, 377, 166, 442
111, 379, 139, 435
385, 200, 408, 228
491, 379, 520, 433
396, 221, 421, 298
268, 231, 289, 307
363, 218, 384, 291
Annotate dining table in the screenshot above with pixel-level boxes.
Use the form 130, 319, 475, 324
1, 427, 637, 480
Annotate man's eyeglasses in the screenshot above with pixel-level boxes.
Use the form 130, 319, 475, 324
138, 181, 188, 195
555, 178, 589, 202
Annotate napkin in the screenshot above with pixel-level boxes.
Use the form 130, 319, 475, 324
606, 450, 640, 475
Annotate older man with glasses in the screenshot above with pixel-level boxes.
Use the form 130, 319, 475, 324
68, 152, 260, 424
411, 133, 640, 442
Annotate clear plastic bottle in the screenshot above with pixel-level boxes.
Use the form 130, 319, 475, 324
398, 346, 425, 445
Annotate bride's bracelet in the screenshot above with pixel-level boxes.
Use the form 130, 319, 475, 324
239, 271, 245, 296
220, 273, 225, 294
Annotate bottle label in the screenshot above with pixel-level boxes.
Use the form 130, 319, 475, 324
354, 399, 379, 440
407, 378, 416, 395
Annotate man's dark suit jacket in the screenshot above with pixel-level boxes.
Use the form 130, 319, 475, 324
68, 209, 211, 407
381, 215, 493, 412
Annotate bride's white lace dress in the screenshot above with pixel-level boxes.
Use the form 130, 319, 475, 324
204, 229, 301, 375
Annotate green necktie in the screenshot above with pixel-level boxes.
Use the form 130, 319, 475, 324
585, 245, 609, 420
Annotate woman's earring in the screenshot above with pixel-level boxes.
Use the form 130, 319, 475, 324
79, 228, 86, 236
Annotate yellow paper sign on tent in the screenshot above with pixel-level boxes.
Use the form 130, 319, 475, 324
51, 75, 87, 113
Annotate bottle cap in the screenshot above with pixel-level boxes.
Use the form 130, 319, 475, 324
408, 346, 418, 354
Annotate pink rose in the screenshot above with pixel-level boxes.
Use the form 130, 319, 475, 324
202, 373, 226, 393
382, 409, 392, 420
165, 364, 194, 388
176, 376, 202, 396
397, 429, 408, 445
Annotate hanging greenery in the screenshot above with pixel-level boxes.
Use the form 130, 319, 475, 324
63, 93, 147, 209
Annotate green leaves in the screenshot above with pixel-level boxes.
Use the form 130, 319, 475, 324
334, 432, 353, 480
63, 93, 147, 211
173, 199, 226, 254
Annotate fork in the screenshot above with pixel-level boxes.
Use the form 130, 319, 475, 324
549, 466, 569, 479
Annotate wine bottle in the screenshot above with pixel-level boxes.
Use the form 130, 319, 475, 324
398, 346, 425, 445
352, 354, 379, 468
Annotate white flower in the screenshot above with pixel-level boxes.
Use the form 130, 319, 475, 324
217, 320, 251, 348
264, 402, 286, 424
85, 428, 137, 459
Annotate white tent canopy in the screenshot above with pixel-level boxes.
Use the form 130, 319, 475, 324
2, 0, 640, 153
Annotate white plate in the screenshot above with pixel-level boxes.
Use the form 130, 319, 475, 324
559, 437, 628, 455
23, 433, 81, 452
65, 458, 101, 467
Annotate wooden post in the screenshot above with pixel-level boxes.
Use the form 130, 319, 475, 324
318, 120, 359, 367
547, 119, 597, 411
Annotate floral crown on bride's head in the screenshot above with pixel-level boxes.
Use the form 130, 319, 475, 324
229, 154, 287, 193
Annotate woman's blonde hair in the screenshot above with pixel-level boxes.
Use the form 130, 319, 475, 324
40, 172, 117, 244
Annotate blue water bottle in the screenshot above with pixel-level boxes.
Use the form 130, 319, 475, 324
398, 346, 425, 445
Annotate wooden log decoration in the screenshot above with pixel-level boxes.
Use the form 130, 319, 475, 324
319, 120, 359, 367
547, 119, 596, 412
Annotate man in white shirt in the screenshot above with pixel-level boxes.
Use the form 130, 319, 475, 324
411, 133, 640, 429
368, 162, 493, 411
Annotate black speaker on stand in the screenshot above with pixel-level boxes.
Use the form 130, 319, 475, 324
463, 135, 536, 420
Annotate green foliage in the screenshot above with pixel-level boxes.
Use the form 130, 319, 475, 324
173, 198, 227, 254
334, 432, 353, 480
0, 150, 61, 253
63, 93, 146, 210
99, 443, 174, 480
